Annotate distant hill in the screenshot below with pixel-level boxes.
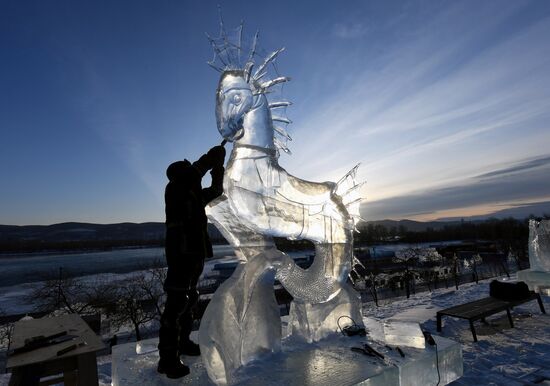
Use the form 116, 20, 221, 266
0, 219, 488, 244
0, 222, 225, 243
359, 219, 464, 232
3, 216, 536, 253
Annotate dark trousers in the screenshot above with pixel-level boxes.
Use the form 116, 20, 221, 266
158, 289, 199, 358
160, 228, 205, 359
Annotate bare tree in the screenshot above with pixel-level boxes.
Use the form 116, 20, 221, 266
449, 253, 462, 290
507, 249, 521, 274
0, 306, 14, 350
366, 271, 380, 307
463, 254, 483, 284
494, 253, 511, 278
106, 274, 160, 341
25, 268, 112, 315
27, 262, 167, 342
140, 260, 167, 320
393, 248, 431, 298
416, 248, 444, 292
350, 257, 381, 306
420, 270, 436, 292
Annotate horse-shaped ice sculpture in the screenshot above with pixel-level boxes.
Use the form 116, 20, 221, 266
198, 20, 364, 386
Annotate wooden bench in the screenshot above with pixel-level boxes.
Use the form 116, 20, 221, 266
437, 291, 546, 342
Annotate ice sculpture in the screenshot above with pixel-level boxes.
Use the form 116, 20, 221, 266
198, 18, 364, 385
528, 219, 550, 272
517, 219, 550, 296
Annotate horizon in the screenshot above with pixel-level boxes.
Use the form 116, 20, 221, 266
2, 1, 550, 225
2, 214, 547, 228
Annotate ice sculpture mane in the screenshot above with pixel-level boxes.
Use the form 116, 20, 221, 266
198, 17, 364, 386
206, 19, 293, 155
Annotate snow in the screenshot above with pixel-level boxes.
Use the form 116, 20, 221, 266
363, 277, 550, 385
383, 321, 426, 349
1, 276, 549, 385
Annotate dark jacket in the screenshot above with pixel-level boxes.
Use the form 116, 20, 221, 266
164, 154, 224, 290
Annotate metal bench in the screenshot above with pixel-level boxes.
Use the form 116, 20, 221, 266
437, 291, 546, 342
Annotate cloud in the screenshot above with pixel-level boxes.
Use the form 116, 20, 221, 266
361, 155, 550, 220
284, 2, 550, 220
476, 155, 550, 179
332, 22, 368, 39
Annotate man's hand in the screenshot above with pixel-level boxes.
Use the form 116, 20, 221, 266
207, 145, 226, 167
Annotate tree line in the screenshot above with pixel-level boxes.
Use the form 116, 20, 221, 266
355, 216, 550, 247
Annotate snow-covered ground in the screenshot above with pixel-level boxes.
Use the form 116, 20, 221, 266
362, 278, 550, 385
1, 276, 549, 385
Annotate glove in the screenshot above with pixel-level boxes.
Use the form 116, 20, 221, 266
207, 145, 226, 167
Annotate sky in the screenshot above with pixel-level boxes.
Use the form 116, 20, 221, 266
1, 0, 550, 225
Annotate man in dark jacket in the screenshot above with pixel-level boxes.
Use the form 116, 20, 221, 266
157, 145, 225, 379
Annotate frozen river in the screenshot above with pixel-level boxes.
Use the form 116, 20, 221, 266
0, 240, 465, 287
0, 245, 236, 287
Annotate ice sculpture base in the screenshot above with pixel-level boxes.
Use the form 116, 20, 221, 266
112, 333, 462, 385
231, 333, 462, 386
517, 269, 550, 295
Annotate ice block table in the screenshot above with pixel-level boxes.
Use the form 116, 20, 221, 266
6, 314, 105, 386
112, 332, 462, 385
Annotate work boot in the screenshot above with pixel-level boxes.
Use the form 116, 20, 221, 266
179, 339, 201, 356
157, 357, 190, 379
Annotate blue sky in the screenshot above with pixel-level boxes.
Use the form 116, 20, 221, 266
1, 0, 550, 225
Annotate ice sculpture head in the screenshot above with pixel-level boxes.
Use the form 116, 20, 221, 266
216, 70, 255, 142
